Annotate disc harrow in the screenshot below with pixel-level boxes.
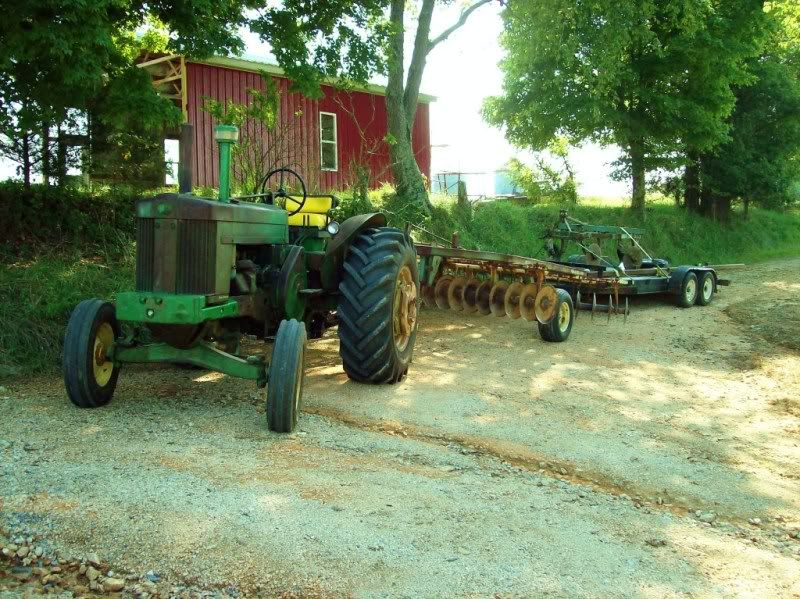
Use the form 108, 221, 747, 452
415, 242, 596, 342
413, 211, 736, 345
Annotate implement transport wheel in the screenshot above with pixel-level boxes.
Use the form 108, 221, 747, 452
538, 289, 574, 343
63, 299, 121, 408
676, 272, 699, 308
267, 319, 307, 433
696, 271, 714, 306
338, 227, 419, 384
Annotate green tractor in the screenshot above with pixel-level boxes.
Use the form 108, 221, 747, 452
63, 125, 419, 432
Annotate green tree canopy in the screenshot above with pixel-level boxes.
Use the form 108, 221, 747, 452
696, 2, 800, 214
0, 1, 396, 186
484, 0, 768, 214
0, 1, 249, 127
700, 56, 800, 210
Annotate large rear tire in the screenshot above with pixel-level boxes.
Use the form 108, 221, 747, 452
338, 227, 419, 384
63, 299, 121, 408
267, 319, 306, 433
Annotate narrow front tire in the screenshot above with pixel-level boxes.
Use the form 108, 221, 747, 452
267, 319, 307, 433
63, 300, 121, 408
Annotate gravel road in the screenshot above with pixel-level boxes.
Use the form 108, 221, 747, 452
1, 258, 799, 597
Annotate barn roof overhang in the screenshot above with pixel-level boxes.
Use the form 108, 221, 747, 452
190, 55, 437, 104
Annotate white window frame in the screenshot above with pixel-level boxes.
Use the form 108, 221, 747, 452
319, 111, 338, 172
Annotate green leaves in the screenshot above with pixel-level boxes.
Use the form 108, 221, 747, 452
485, 0, 770, 209
202, 74, 279, 129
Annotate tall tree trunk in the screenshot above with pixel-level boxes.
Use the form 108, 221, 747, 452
384, 0, 489, 215
716, 196, 731, 222
386, 0, 432, 214
700, 186, 714, 218
41, 122, 50, 186
56, 125, 67, 187
22, 132, 31, 190
684, 151, 700, 213
629, 140, 646, 215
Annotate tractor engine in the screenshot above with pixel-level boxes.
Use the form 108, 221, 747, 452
132, 193, 290, 344
134, 194, 287, 297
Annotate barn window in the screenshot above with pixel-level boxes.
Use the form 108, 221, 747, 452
319, 111, 338, 171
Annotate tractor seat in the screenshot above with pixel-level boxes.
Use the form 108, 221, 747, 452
285, 195, 337, 228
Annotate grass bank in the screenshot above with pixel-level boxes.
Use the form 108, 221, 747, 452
0, 182, 138, 377
2, 184, 799, 377
411, 196, 800, 266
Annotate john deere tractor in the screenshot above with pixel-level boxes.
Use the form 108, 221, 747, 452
63, 124, 419, 432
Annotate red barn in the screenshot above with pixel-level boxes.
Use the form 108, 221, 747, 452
137, 54, 433, 191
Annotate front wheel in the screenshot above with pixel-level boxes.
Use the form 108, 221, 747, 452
267, 319, 307, 433
338, 227, 419, 384
63, 300, 121, 408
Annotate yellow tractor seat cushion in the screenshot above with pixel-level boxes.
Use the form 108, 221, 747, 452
287, 212, 328, 228
285, 195, 334, 215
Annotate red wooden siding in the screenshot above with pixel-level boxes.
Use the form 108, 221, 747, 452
185, 62, 431, 191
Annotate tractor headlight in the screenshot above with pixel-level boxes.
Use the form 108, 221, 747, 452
327, 221, 340, 236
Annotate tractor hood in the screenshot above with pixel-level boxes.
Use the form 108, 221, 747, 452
137, 193, 287, 226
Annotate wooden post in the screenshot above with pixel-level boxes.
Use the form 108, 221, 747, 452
457, 180, 468, 207
178, 123, 194, 193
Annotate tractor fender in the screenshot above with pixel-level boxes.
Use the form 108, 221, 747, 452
321, 213, 388, 289
325, 213, 387, 258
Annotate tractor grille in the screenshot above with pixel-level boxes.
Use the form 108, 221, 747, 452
135, 218, 218, 294
176, 220, 217, 294
135, 218, 155, 291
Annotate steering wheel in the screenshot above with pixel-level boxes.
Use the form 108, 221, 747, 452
259, 168, 308, 217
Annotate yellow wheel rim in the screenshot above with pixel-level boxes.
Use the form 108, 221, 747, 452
93, 322, 115, 387
393, 265, 418, 352
558, 301, 571, 333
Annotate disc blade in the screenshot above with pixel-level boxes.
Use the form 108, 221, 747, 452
489, 282, 509, 317
534, 285, 558, 324
434, 276, 453, 310
447, 277, 468, 311
461, 279, 482, 314
518, 283, 540, 322
505, 282, 525, 320
475, 281, 493, 315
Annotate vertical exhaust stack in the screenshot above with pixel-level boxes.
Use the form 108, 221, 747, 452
178, 123, 194, 194
214, 124, 239, 203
